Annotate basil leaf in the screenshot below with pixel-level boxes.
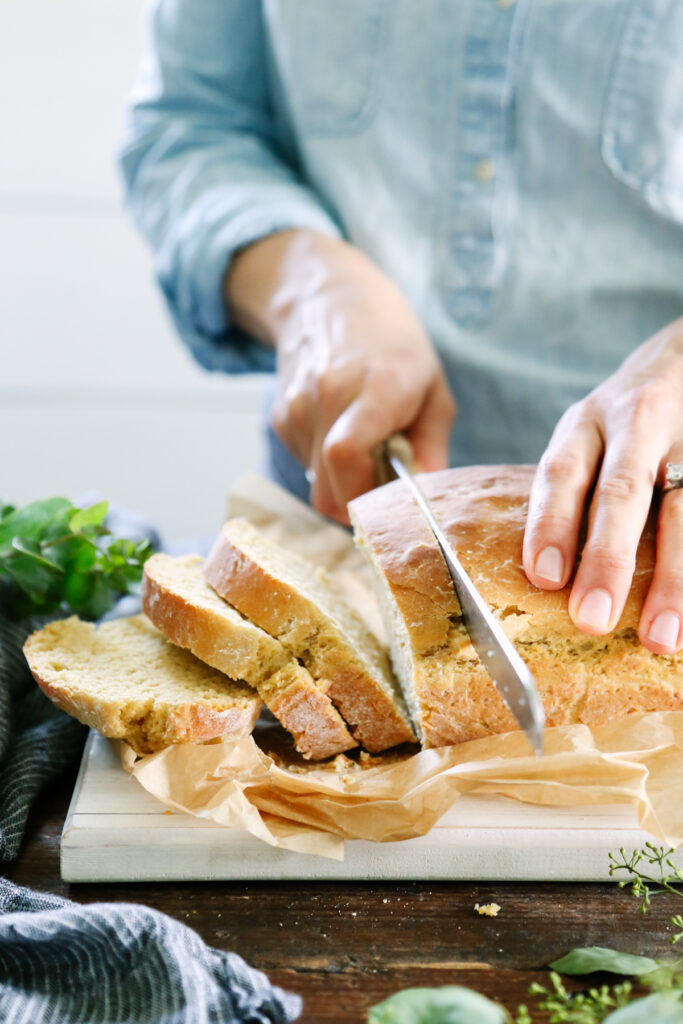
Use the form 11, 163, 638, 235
6, 556, 63, 602
550, 947, 659, 977
604, 991, 683, 1023
70, 501, 109, 533
367, 986, 509, 1024
11, 538, 64, 572
63, 570, 94, 610
42, 535, 96, 576
0, 496, 152, 619
76, 574, 115, 620
0, 498, 71, 550
40, 509, 84, 548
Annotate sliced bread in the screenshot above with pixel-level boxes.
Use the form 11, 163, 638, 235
142, 553, 355, 760
204, 519, 416, 752
23, 614, 262, 755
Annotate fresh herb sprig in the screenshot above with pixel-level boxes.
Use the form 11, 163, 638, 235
609, 843, 683, 939
518, 978, 683, 1023
518, 845, 683, 1022
367, 844, 683, 1023
0, 497, 153, 620
520, 971, 633, 1023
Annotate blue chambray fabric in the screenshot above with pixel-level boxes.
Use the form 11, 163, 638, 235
121, 0, 683, 470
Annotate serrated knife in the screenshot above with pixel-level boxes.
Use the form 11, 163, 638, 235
384, 437, 545, 756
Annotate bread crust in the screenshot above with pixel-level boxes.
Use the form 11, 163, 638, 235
142, 554, 288, 681
204, 521, 415, 751
349, 465, 683, 747
261, 663, 359, 759
143, 554, 356, 760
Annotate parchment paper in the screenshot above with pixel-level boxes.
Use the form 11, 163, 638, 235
119, 474, 683, 861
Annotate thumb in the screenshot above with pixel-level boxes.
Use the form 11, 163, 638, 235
406, 375, 457, 472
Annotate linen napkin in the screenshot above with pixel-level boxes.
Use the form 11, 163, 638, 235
0, 613, 87, 862
0, 879, 301, 1024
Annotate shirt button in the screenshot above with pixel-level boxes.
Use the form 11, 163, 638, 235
474, 159, 496, 182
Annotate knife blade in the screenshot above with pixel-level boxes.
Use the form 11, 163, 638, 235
385, 438, 545, 756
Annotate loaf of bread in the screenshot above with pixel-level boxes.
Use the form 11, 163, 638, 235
349, 464, 683, 747
204, 518, 415, 751
23, 614, 262, 755
142, 553, 356, 760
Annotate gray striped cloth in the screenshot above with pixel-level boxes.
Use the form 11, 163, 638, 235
0, 590, 302, 1021
0, 880, 302, 1024
0, 615, 87, 863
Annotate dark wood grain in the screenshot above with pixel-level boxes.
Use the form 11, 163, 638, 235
6, 768, 681, 1023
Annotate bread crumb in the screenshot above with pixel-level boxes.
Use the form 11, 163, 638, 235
332, 754, 359, 773
164, 810, 173, 816
474, 902, 500, 917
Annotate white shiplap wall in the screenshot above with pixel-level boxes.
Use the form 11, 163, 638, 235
0, 0, 268, 542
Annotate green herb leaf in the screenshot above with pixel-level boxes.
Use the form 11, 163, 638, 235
69, 501, 109, 532
527, 972, 634, 1022
0, 496, 153, 620
0, 498, 72, 552
6, 555, 63, 602
603, 991, 683, 1023
640, 959, 683, 994
10, 537, 64, 572
550, 948, 659, 978
62, 570, 95, 610
367, 986, 509, 1023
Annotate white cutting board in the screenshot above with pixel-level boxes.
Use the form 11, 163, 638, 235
61, 731, 677, 883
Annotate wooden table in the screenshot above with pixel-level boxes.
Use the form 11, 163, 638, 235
7, 766, 680, 1024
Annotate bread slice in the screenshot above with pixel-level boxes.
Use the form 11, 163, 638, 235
23, 614, 262, 755
142, 553, 355, 760
349, 465, 683, 747
204, 519, 415, 752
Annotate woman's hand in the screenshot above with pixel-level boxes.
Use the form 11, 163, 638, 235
226, 230, 455, 523
523, 317, 683, 654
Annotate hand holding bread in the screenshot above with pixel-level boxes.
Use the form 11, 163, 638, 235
350, 465, 683, 746
524, 317, 683, 655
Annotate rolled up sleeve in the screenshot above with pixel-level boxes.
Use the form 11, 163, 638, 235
120, 0, 342, 373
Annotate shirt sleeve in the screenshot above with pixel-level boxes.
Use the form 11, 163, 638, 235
119, 0, 342, 374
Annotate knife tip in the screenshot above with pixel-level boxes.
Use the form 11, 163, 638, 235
528, 728, 544, 757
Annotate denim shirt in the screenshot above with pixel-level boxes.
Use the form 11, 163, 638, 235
121, 0, 683, 475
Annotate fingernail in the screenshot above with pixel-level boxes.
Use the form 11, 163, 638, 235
648, 610, 681, 650
577, 588, 612, 632
535, 546, 564, 584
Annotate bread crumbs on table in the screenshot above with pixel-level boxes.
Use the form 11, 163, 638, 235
474, 902, 501, 917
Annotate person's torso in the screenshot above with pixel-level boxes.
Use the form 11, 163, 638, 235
262, 0, 683, 465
